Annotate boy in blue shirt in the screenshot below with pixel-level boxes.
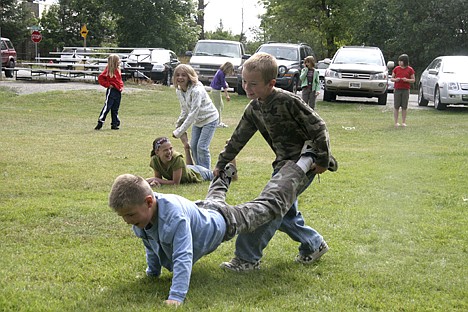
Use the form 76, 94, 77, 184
109, 145, 337, 306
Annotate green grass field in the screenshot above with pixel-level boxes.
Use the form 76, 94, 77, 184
1, 83, 467, 311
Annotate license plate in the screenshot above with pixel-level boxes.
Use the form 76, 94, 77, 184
349, 82, 361, 89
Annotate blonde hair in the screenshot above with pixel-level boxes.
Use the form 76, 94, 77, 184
108, 174, 153, 211
107, 54, 121, 78
172, 64, 199, 88
220, 62, 234, 75
243, 52, 278, 84
304, 56, 316, 67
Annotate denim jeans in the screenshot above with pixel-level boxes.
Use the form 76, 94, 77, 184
234, 170, 323, 261
188, 164, 214, 181
190, 120, 217, 170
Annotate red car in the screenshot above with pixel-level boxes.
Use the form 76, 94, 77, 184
1, 37, 17, 78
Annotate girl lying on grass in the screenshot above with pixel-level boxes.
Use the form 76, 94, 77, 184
146, 134, 214, 187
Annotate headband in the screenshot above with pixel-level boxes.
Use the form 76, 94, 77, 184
154, 137, 170, 151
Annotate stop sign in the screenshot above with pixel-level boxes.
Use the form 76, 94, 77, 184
31, 30, 42, 43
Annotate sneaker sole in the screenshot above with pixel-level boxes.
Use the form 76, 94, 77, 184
295, 242, 329, 264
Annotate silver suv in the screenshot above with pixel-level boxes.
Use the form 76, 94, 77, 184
254, 42, 314, 93
323, 46, 393, 105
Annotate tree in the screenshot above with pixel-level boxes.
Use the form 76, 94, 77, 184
355, 0, 468, 76
107, 0, 200, 54
39, 0, 116, 53
0, 0, 36, 42
195, 0, 208, 40
259, 0, 362, 59
205, 20, 238, 41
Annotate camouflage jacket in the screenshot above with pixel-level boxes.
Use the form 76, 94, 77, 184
216, 88, 332, 171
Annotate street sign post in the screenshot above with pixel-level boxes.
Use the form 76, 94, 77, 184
31, 30, 42, 43
31, 30, 42, 62
80, 25, 88, 47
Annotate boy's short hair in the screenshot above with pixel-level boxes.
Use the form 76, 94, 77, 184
109, 174, 153, 211
398, 54, 409, 67
243, 52, 278, 84
173, 64, 199, 87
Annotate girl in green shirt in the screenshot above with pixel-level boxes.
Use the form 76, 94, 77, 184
146, 136, 214, 187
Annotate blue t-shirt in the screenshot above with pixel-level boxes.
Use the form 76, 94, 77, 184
132, 192, 226, 303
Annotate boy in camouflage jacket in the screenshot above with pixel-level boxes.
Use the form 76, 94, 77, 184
214, 52, 337, 272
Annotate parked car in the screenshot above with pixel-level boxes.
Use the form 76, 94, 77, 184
187, 39, 249, 93
323, 46, 394, 105
316, 59, 330, 89
247, 42, 315, 94
1, 37, 17, 78
418, 55, 468, 110
387, 78, 394, 93
59, 47, 91, 64
125, 48, 180, 85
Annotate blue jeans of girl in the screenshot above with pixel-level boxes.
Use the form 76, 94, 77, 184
190, 120, 217, 170
188, 164, 214, 181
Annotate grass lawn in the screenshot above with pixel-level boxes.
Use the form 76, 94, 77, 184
0, 82, 467, 311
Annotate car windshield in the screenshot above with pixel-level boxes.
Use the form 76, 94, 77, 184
258, 46, 298, 61
195, 42, 240, 58
151, 50, 170, 63
442, 58, 468, 73
317, 62, 329, 69
334, 49, 383, 66
128, 49, 152, 62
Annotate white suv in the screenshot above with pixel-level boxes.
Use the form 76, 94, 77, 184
323, 46, 393, 105
187, 40, 249, 93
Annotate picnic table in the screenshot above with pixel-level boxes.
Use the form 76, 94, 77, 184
13, 61, 144, 81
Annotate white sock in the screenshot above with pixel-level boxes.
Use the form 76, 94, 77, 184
296, 156, 314, 173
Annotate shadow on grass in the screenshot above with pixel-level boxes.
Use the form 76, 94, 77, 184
81, 258, 327, 310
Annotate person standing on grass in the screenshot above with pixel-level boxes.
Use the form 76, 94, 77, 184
391, 54, 415, 127
214, 52, 337, 272
300, 56, 321, 109
146, 135, 214, 187
95, 54, 123, 130
109, 144, 324, 306
210, 62, 234, 128
172, 64, 219, 170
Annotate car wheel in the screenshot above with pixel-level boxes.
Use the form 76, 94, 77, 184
434, 87, 447, 110
377, 92, 387, 105
287, 76, 298, 93
418, 85, 429, 106
5, 59, 15, 78
323, 90, 335, 101
319, 77, 325, 90
237, 79, 246, 95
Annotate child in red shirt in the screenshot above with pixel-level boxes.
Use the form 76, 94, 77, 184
391, 54, 415, 127
95, 54, 124, 130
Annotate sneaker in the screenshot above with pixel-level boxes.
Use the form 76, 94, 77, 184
224, 163, 237, 179
111, 126, 119, 130
295, 241, 329, 264
94, 122, 103, 130
220, 257, 260, 272
328, 155, 338, 172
